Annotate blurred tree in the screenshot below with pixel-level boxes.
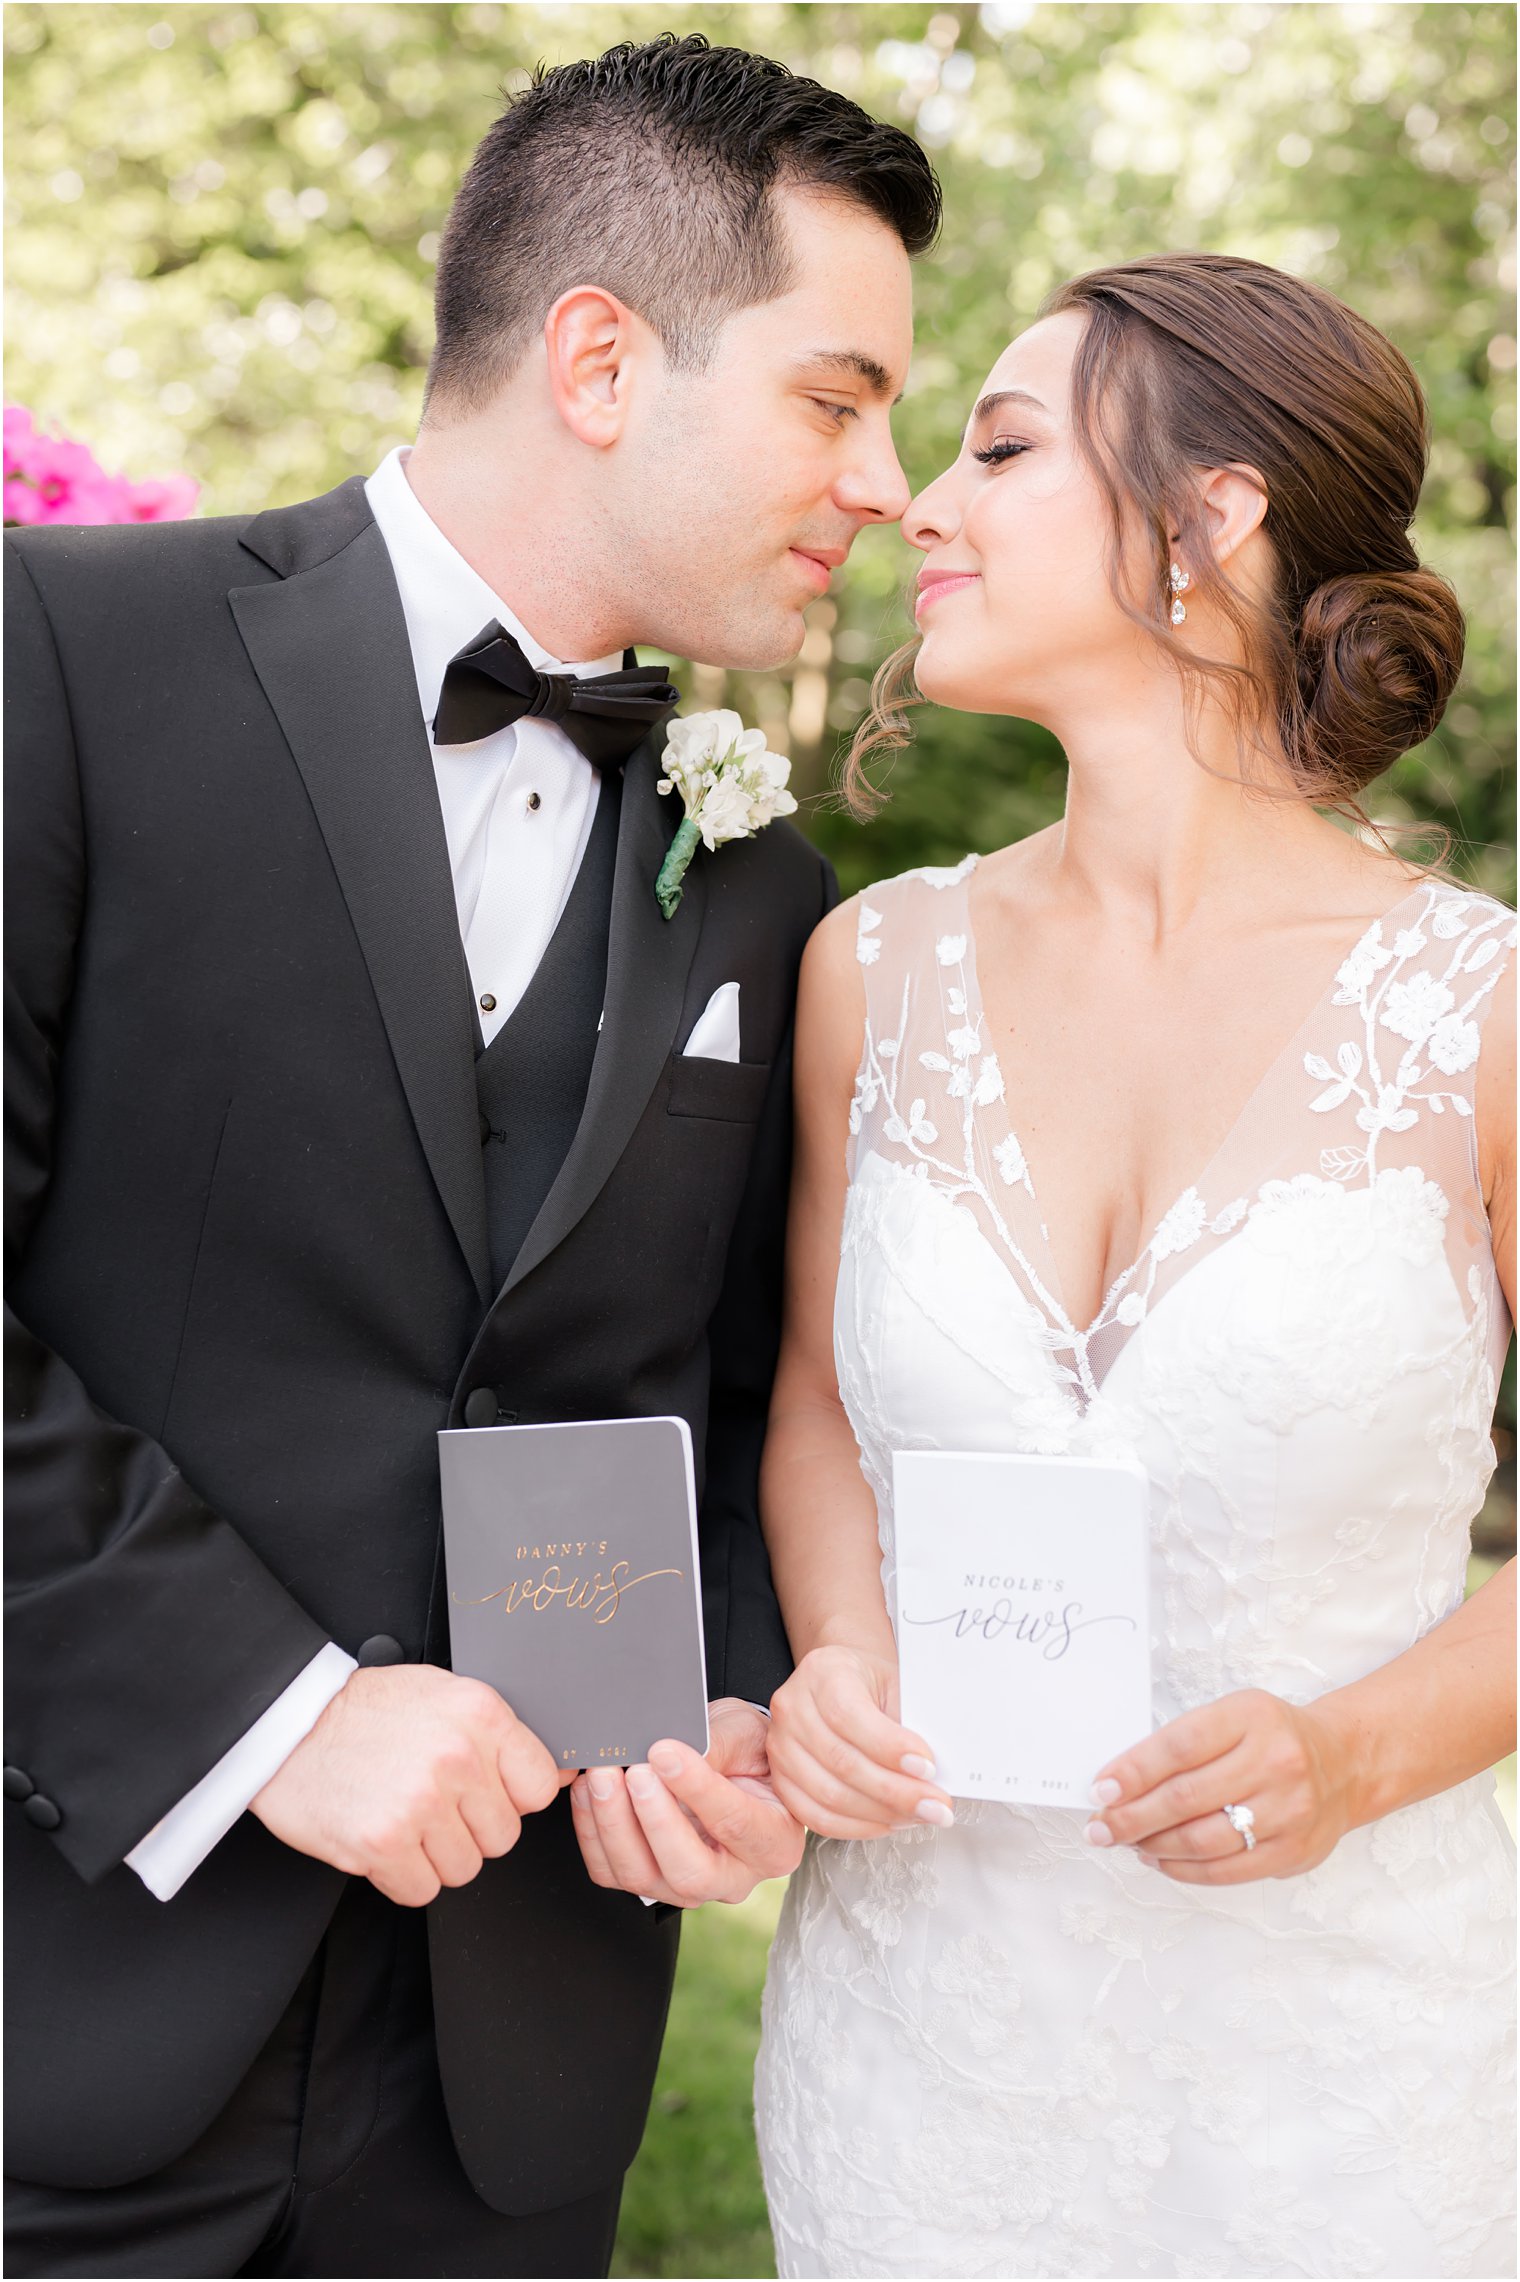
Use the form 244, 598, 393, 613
5, 1, 1513, 895
6, 3, 1515, 1517
4, 42, 1514, 2272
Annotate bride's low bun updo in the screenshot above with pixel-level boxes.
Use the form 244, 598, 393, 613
845, 252, 1465, 828
1293, 566, 1464, 801
1044, 254, 1464, 823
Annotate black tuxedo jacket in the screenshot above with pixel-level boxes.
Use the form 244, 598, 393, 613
4, 479, 831, 2207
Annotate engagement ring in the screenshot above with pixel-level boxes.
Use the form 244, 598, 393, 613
1221, 1801, 1257, 1851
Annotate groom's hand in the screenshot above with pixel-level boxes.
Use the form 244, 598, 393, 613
569, 1699, 805, 1906
251, 1666, 561, 1906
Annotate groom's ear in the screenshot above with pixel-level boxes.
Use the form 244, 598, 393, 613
542, 286, 652, 450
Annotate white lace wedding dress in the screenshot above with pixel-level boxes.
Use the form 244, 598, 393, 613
755, 859, 1516, 2281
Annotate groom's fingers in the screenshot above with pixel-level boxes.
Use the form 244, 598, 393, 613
421, 1816, 486, 1892
643, 1744, 803, 1879
362, 1834, 447, 1907
623, 1766, 738, 1902
366, 1849, 444, 1908
567, 1777, 619, 1886
643, 1740, 755, 1845
457, 1788, 523, 1862
575, 1769, 668, 1897
488, 1699, 562, 1815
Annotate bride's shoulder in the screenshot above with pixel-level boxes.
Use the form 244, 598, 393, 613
801, 854, 978, 1014
891, 850, 984, 894
1416, 879, 1517, 978
835, 851, 982, 954
1444, 885, 1517, 935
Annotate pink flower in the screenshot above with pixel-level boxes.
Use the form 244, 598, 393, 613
2, 477, 45, 525
3, 405, 197, 527
3, 406, 43, 481
3, 464, 126, 526
122, 474, 200, 522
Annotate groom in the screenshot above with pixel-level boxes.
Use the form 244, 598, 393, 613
4, 34, 934, 2281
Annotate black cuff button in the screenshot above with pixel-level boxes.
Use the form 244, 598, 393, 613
3, 1767, 34, 1802
357, 1634, 405, 1667
23, 1794, 61, 1831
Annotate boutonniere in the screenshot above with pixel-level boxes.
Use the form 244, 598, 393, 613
654, 710, 798, 919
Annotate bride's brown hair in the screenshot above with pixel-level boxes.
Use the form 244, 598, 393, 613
843, 252, 1464, 826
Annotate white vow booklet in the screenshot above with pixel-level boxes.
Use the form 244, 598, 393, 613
439, 1416, 708, 1771
893, 1450, 1153, 1808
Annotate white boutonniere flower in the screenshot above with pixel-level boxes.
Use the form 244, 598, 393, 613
654, 709, 798, 919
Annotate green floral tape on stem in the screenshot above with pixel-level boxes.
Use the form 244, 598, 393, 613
655, 814, 703, 920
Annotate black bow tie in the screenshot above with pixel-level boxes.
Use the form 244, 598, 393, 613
431, 621, 679, 768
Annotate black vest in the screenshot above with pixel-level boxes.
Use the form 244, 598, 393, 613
474, 768, 624, 1295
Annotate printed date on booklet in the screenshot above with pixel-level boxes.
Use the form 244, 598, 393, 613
960, 1773, 1070, 1792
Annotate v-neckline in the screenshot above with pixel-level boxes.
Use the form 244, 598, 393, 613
953, 862, 1431, 1360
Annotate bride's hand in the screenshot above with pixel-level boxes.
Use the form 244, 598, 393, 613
1084, 1688, 1359, 1883
768, 1644, 956, 1840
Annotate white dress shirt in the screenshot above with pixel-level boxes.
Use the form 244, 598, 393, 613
365, 445, 622, 1045
126, 448, 620, 1899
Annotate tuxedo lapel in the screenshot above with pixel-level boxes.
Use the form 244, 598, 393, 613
229, 491, 492, 1303
503, 743, 705, 1296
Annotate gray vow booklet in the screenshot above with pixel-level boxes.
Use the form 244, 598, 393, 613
438, 1415, 709, 1771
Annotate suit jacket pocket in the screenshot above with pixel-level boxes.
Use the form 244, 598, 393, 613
666, 1057, 771, 1124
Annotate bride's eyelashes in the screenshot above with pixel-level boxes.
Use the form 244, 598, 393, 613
972, 437, 1032, 467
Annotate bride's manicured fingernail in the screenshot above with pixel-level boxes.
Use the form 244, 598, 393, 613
588, 1769, 618, 1801
901, 1754, 937, 1780
915, 1799, 955, 1827
1084, 1819, 1114, 1847
1090, 1778, 1122, 1807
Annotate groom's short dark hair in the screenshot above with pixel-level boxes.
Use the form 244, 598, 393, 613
426, 33, 941, 412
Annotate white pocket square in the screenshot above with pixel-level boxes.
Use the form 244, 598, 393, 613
682, 980, 741, 1064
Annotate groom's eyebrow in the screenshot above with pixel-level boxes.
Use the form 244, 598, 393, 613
792, 349, 903, 403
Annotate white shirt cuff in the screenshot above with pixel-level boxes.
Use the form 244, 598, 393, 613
125, 1642, 358, 1902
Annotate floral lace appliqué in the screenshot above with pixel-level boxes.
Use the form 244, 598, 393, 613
759, 866, 1516, 2282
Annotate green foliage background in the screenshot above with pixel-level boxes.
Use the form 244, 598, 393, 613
4, 15, 1514, 2275
4, 0, 1515, 899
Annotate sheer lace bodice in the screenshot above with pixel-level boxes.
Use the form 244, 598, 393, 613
757, 860, 1515, 2280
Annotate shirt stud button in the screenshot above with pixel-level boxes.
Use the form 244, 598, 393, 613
479, 993, 497, 1013
526, 791, 542, 813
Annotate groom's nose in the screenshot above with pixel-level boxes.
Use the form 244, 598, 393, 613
834, 422, 912, 528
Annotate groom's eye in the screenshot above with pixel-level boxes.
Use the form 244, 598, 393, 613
809, 398, 858, 427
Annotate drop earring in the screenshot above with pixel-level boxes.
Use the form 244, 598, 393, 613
1168, 563, 1191, 625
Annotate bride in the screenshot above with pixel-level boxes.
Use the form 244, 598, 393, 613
753, 253, 1516, 2279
